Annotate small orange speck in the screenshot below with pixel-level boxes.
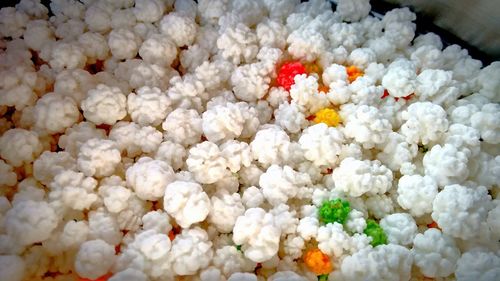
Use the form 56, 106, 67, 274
303, 248, 333, 275
427, 221, 440, 230
346, 65, 363, 83
318, 84, 329, 93
168, 230, 176, 241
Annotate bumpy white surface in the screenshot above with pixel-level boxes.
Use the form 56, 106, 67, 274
4, 200, 58, 246
233, 208, 281, 263
332, 157, 393, 197
163, 181, 210, 228
81, 84, 127, 125
126, 157, 175, 201
75, 239, 116, 280
0, 0, 498, 280
412, 229, 461, 278
432, 184, 492, 239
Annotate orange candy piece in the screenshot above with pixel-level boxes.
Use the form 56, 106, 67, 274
78, 273, 112, 281
427, 221, 441, 230
346, 65, 363, 83
168, 230, 176, 241
303, 248, 333, 275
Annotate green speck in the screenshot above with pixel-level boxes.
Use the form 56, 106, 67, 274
235, 245, 242, 252
318, 274, 329, 281
364, 219, 388, 247
319, 198, 351, 224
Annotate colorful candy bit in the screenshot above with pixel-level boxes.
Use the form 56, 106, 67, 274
346, 65, 363, 83
235, 244, 242, 252
364, 219, 388, 247
78, 273, 112, 281
427, 221, 440, 230
313, 108, 342, 127
318, 274, 329, 281
318, 84, 329, 93
381, 89, 390, 99
381, 89, 414, 101
277, 61, 306, 90
319, 199, 351, 224
168, 225, 181, 241
304, 248, 333, 275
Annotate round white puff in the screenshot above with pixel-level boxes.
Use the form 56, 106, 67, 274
75, 239, 116, 280
340, 244, 413, 281
58, 122, 107, 157
159, 12, 196, 47
5, 200, 58, 246
412, 229, 460, 278
33, 93, 80, 134
133, 0, 165, 23
99, 177, 131, 213
33, 151, 76, 186
202, 102, 259, 143
0, 128, 42, 167
380, 213, 417, 246
220, 140, 252, 173
317, 222, 351, 258
217, 23, 259, 65
332, 157, 393, 197
400, 102, 448, 145
108, 28, 141, 60
163, 181, 210, 228
155, 141, 186, 171
169, 227, 213, 275
127, 86, 171, 126
432, 184, 492, 240
298, 123, 344, 167
260, 165, 312, 206
186, 141, 228, 184
126, 157, 176, 201
49, 170, 98, 213
81, 84, 127, 125
139, 34, 177, 67
340, 104, 392, 149
397, 174, 438, 217
162, 108, 202, 147
213, 245, 256, 277
233, 208, 281, 263
455, 250, 500, 281
471, 103, 500, 144
423, 144, 469, 187
78, 138, 121, 178
274, 102, 308, 134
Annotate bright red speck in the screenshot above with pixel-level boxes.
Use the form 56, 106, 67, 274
277, 61, 306, 91
381, 89, 390, 99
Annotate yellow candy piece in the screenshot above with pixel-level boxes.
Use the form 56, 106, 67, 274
313, 108, 341, 127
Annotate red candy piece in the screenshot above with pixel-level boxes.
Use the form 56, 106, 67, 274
381, 90, 414, 101
277, 61, 306, 90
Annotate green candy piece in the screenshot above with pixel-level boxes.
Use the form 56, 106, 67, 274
235, 245, 242, 252
364, 219, 388, 247
318, 274, 329, 281
319, 199, 351, 224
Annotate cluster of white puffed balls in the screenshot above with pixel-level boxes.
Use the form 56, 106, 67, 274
0, 0, 498, 281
